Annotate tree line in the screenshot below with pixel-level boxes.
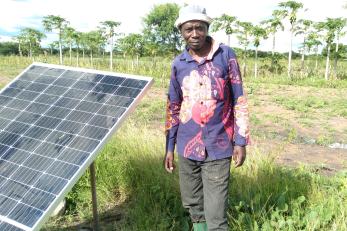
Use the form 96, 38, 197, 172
1, 1, 346, 79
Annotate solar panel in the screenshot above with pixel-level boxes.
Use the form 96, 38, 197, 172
0, 62, 153, 230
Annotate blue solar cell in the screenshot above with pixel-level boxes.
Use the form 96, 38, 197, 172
8, 203, 42, 227
84, 91, 111, 104
106, 95, 133, 107
28, 65, 47, 74
79, 73, 103, 82
75, 101, 102, 113
66, 111, 93, 124
3, 148, 33, 165
12, 137, 41, 152
43, 85, 69, 96
54, 77, 77, 87
0, 195, 17, 216
20, 72, 40, 81
80, 125, 108, 140
21, 188, 55, 211
16, 90, 40, 101
0, 118, 11, 130
0, 222, 25, 231
6, 99, 31, 110
5, 121, 30, 135
122, 78, 148, 89
63, 88, 89, 99
98, 105, 126, 118
11, 166, 41, 186
0, 131, 21, 146
16, 111, 41, 124
25, 83, 49, 93
34, 116, 61, 129
61, 70, 83, 79
34, 174, 67, 195
45, 106, 71, 119
72, 80, 97, 91
93, 83, 118, 94
68, 136, 100, 153
46, 130, 75, 146
34, 75, 56, 85
25, 102, 50, 114
114, 86, 141, 98
57, 148, 89, 166
34, 142, 65, 158
0, 107, 21, 120
1, 88, 22, 97
9, 80, 31, 90
56, 120, 84, 134
54, 98, 78, 110
100, 75, 124, 85
0, 160, 19, 178
34, 94, 60, 105
44, 68, 64, 77
88, 114, 117, 129
22, 154, 53, 172
24, 126, 52, 140
0, 95, 12, 105
0, 180, 29, 201
46, 160, 79, 179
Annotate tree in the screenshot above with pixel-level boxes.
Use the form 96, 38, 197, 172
331, 18, 346, 78
295, 19, 313, 75
119, 33, 144, 69
84, 30, 104, 66
316, 18, 341, 80
305, 30, 322, 72
278, 0, 304, 77
72, 31, 82, 66
18, 27, 46, 58
262, 10, 284, 70
62, 26, 76, 64
235, 21, 253, 78
42, 15, 69, 64
142, 3, 181, 56
211, 14, 237, 46
100, 20, 121, 70
250, 25, 267, 78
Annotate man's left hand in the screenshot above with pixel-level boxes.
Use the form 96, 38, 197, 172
233, 146, 246, 167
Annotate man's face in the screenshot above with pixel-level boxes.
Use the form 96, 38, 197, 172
180, 20, 208, 51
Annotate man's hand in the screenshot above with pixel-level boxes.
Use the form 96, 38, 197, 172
233, 146, 246, 168
164, 151, 175, 173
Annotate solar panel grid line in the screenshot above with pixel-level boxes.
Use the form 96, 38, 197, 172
0, 62, 153, 230
0, 215, 29, 231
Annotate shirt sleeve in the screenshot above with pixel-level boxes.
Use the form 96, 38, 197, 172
227, 49, 250, 146
165, 64, 182, 154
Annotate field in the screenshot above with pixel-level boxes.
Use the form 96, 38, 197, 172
0, 55, 347, 231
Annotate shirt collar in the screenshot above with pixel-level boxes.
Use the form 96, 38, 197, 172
180, 36, 221, 62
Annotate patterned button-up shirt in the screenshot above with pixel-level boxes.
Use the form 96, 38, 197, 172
165, 37, 250, 161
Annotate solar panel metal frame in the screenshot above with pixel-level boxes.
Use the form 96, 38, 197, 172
0, 62, 154, 231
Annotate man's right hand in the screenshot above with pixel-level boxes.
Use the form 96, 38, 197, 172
164, 151, 175, 173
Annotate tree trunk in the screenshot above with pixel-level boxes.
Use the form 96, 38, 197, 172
29, 42, 32, 58
271, 33, 276, 70
69, 42, 72, 65
288, 27, 293, 78
254, 46, 258, 78
325, 44, 330, 80
333, 35, 339, 79
300, 37, 306, 78
59, 30, 63, 64
18, 43, 22, 57
110, 36, 113, 70
242, 46, 247, 78
90, 51, 93, 67
76, 45, 79, 67
315, 45, 319, 71
227, 35, 231, 46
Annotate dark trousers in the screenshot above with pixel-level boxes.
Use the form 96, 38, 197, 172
178, 154, 231, 231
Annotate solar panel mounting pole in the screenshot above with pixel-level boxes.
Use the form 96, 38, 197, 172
90, 162, 100, 231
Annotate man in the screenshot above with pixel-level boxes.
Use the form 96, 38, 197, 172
164, 4, 250, 231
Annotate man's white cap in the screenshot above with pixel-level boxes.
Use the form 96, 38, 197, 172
175, 4, 212, 29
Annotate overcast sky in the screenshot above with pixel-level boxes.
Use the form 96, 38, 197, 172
0, 0, 346, 52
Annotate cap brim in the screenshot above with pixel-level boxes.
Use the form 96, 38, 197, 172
175, 14, 212, 29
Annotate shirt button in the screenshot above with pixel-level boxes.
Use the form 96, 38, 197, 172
199, 82, 203, 86
200, 101, 203, 105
